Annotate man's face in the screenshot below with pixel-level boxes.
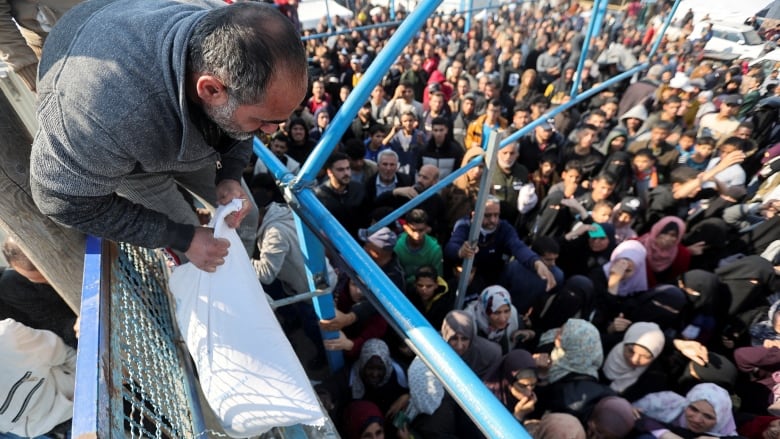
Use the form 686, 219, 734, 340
269, 139, 288, 158
417, 165, 439, 189
431, 124, 447, 144
497, 145, 519, 170
378, 155, 398, 180
588, 115, 606, 132
539, 252, 558, 268
650, 128, 669, 146
591, 179, 615, 202
317, 111, 330, 128
562, 169, 581, 189
371, 84, 384, 100
632, 155, 653, 172
404, 221, 429, 245
735, 126, 752, 139
462, 99, 475, 115
480, 202, 501, 232
486, 104, 501, 122
694, 142, 714, 158
401, 114, 416, 132
430, 95, 444, 112
514, 111, 531, 128
579, 128, 596, 148
328, 159, 351, 187
370, 131, 386, 146
663, 101, 681, 117
201, 73, 306, 140
457, 79, 470, 96
290, 124, 306, 142
312, 81, 324, 98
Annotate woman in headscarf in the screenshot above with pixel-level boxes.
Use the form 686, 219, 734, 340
750, 300, 780, 346
587, 396, 636, 439
440, 310, 502, 379
622, 284, 688, 332
633, 382, 738, 438
342, 400, 385, 439
678, 269, 729, 345
590, 240, 648, 331
716, 254, 776, 317
483, 349, 538, 421
349, 338, 408, 414
601, 322, 666, 401
533, 412, 586, 439
637, 216, 692, 287
530, 275, 596, 333
534, 319, 613, 424
557, 223, 618, 278
464, 285, 522, 354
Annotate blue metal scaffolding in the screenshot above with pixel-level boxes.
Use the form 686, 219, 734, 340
71, 0, 682, 435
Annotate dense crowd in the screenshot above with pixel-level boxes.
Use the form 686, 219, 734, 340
248, 1, 780, 439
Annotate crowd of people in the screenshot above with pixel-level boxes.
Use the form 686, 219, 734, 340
4, 0, 780, 437
248, 1, 780, 439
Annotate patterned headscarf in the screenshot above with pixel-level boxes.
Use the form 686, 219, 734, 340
404, 357, 444, 421
603, 322, 665, 392
547, 318, 604, 383
602, 240, 648, 296
350, 338, 407, 399
469, 285, 518, 342
638, 216, 686, 273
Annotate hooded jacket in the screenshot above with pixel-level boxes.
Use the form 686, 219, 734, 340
0, 319, 75, 437
30, 0, 251, 252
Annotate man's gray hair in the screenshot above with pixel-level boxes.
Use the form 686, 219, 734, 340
377, 149, 399, 162
188, 2, 307, 104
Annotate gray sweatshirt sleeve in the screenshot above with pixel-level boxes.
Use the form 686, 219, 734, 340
30, 94, 196, 251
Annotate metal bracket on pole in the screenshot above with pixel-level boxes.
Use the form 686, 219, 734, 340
454, 130, 502, 310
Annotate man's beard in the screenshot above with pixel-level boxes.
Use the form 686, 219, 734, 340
202, 96, 255, 141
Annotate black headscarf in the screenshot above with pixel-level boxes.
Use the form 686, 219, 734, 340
532, 275, 595, 332
715, 255, 775, 316
624, 284, 688, 331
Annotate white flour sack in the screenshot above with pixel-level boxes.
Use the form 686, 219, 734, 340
169, 199, 325, 437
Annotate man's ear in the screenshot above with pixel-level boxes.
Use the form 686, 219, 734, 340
194, 74, 229, 106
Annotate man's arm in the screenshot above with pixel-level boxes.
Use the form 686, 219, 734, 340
444, 221, 469, 260
253, 226, 289, 285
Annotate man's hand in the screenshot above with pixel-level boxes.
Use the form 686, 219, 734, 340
185, 227, 230, 272
322, 331, 354, 351
215, 179, 251, 228
393, 186, 419, 199
534, 260, 556, 291
319, 309, 356, 331
674, 339, 709, 366
686, 241, 706, 256
458, 241, 478, 259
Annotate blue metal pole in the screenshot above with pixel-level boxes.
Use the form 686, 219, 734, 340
324, 0, 333, 31
570, 0, 602, 97
647, 0, 682, 60
294, 0, 445, 188
592, 0, 608, 35
301, 21, 401, 41
390, 0, 396, 21
295, 188, 532, 439
72, 236, 109, 437
366, 157, 483, 235
294, 214, 345, 371
464, 0, 473, 33
255, 133, 531, 439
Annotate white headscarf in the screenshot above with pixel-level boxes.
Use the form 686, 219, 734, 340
603, 322, 665, 393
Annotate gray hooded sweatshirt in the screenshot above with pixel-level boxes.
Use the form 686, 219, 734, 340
30, 0, 251, 252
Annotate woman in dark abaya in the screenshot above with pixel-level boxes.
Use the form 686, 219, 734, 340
557, 223, 618, 278
715, 254, 776, 318
483, 349, 539, 422
530, 275, 596, 333
678, 269, 730, 346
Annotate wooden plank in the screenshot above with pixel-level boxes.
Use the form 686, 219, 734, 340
0, 81, 85, 313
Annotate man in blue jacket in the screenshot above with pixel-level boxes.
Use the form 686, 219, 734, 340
444, 196, 556, 291
30, 0, 308, 273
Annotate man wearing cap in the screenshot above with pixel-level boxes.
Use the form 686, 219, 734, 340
361, 226, 405, 291
698, 94, 742, 141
